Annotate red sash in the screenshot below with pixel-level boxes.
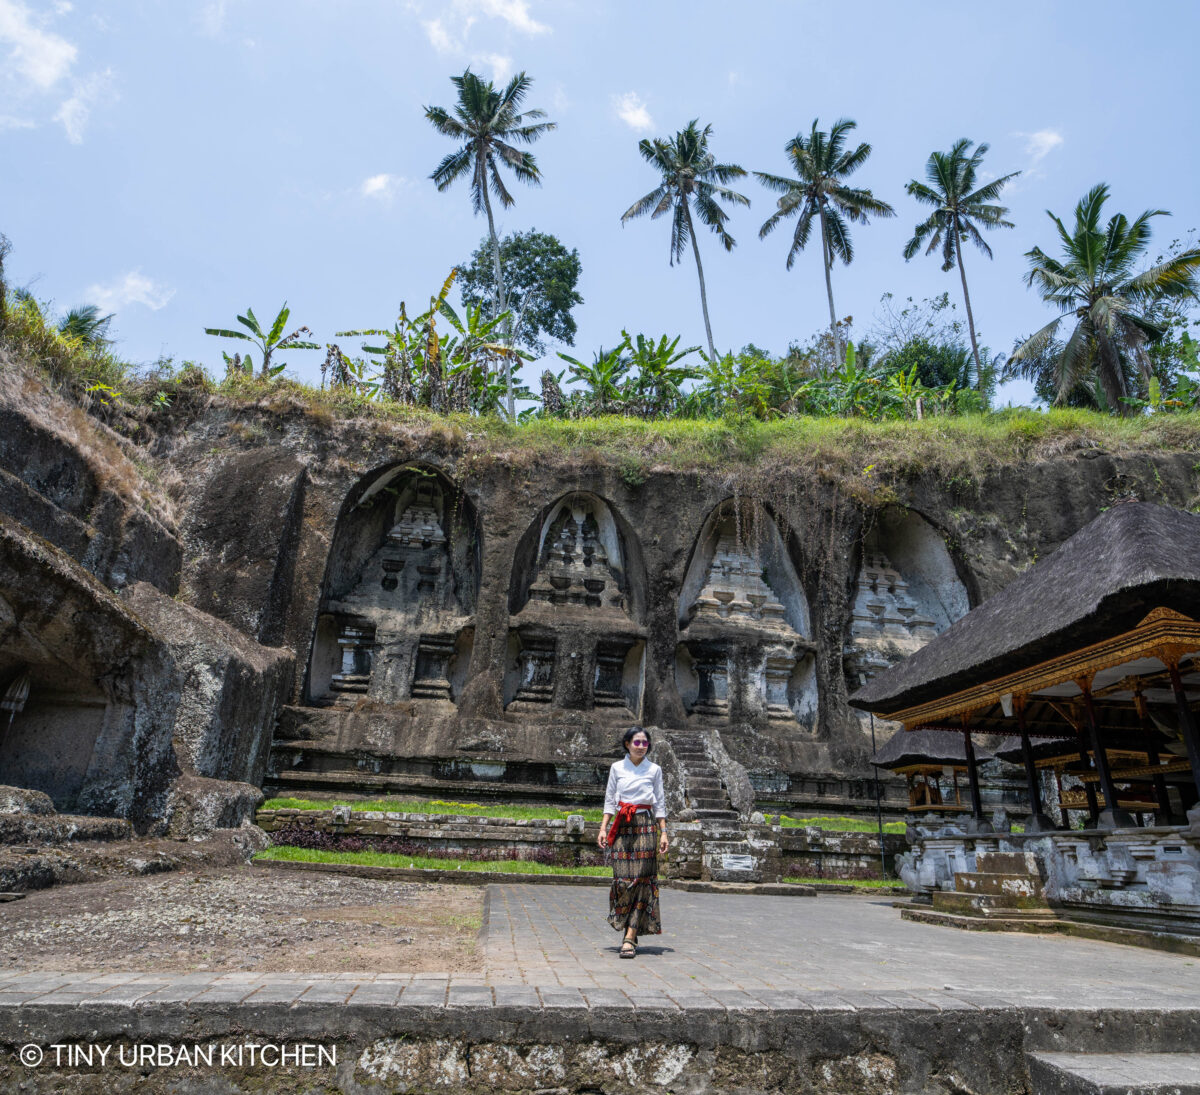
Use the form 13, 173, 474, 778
606, 801, 653, 846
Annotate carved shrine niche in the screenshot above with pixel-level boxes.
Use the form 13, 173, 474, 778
526, 495, 627, 612
505, 493, 644, 715
307, 468, 478, 706
844, 509, 969, 689
676, 502, 817, 727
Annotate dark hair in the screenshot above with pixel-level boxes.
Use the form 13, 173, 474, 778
621, 726, 652, 754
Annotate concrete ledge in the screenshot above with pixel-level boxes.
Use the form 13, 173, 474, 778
0, 977, 1196, 1094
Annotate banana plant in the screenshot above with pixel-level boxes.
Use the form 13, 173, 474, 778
621, 331, 701, 418
205, 303, 319, 379
556, 345, 631, 415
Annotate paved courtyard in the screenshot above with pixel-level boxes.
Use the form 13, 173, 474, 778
481, 884, 1200, 1007
0, 881, 1196, 1010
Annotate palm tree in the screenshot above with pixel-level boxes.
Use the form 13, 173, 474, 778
1010, 184, 1200, 413
903, 139, 1019, 379
425, 69, 555, 418
755, 118, 894, 359
58, 304, 115, 349
621, 121, 749, 362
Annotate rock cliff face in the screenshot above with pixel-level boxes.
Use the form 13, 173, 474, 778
3, 354, 1200, 826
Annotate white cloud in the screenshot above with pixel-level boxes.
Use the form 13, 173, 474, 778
84, 271, 175, 313
0, 0, 77, 90
198, 0, 235, 36
53, 66, 114, 143
612, 91, 653, 132
467, 0, 547, 35
360, 173, 407, 201
472, 51, 512, 83
0, 114, 35, 130
1020, 129, 1063, 163
418, 0, 547, 60
423, 16, 460, 53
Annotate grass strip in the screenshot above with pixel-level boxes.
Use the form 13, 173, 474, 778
260, 796, 606, 822
256, 845, 611, 876
778, 814, 906, 833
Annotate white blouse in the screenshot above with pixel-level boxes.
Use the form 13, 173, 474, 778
603, 756, 666, 818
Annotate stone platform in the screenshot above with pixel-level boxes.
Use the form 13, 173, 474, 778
2, 885, 1198, 1093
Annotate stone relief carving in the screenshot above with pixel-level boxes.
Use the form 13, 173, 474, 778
844, 517, 968, 689
677, 505, 816, 727
311, 477, 475, 705
527, 497, 625, 611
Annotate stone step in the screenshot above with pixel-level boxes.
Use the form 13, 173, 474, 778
694, 809, 740, 820
900, 904, 1062, 934
954, 870, 1045, 899
932, 891, 1055, 918
1027, 1052, 1200, 1094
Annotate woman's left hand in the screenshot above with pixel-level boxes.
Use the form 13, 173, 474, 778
658, 832, 669, 855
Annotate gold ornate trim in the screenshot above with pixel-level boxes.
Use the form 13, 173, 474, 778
895, 609, 1200, 729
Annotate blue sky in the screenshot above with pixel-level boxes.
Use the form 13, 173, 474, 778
3, 0, 1197, 406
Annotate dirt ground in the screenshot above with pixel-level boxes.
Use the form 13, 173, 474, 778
0, 864, 484, 973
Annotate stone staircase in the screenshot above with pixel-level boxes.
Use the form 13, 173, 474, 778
665, 728, 739, 824
903, 849, 1060, 933
661, 728, 782, 883
1027, 1052, 1200, 1094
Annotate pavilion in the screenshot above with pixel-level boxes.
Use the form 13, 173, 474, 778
850, 502, 1200, 942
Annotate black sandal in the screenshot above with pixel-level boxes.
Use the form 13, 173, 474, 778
619, 939, 637, 958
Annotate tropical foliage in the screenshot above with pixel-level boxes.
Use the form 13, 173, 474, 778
1008, 185, 1200, 414
204, 303, 320, 379
756, 118, 894, 356
457, 229, 583, 356
337, 270, 530, 415
903, 139, 1018, 377
425, 69, 555, 416
621, 120, 749, 361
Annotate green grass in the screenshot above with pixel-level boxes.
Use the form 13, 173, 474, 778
260, 796, 606, 823
256, 845, 610, 876
778, 814, 906, 834
784, 876, 903, 888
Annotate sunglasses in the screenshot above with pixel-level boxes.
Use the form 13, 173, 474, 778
630, 739, 650, 747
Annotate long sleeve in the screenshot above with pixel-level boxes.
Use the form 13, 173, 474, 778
603, 763, 619, 815
652, 765, 666, 818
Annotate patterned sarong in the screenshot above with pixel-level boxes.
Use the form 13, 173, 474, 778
607, 808, 661, 935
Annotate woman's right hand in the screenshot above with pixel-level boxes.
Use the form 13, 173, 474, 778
597, 831, 608, 849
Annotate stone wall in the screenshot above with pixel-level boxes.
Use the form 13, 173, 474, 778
6, 353, 1200, 831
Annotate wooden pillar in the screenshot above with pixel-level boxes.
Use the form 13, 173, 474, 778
961, 717, 992, 833
1016, 698, 1056, 832
1134, 685, 1175, 824
1078, 677, 1135, 829
1074, 731, 1099, 823
1165, 661, 1200, 803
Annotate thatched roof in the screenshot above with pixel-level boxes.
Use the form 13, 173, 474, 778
991, 726, 1172, 766
851, 503, 1200, 717
869, 728, 994, 769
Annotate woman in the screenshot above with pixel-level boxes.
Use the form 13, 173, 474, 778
597, 726, 668, 958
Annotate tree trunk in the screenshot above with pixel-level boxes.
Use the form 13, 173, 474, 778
818, 203, 841, 366
954, 225, 983, 384
685, 202, 718, 362
480, 171, 513, 419
1095, 328, 1130, 415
